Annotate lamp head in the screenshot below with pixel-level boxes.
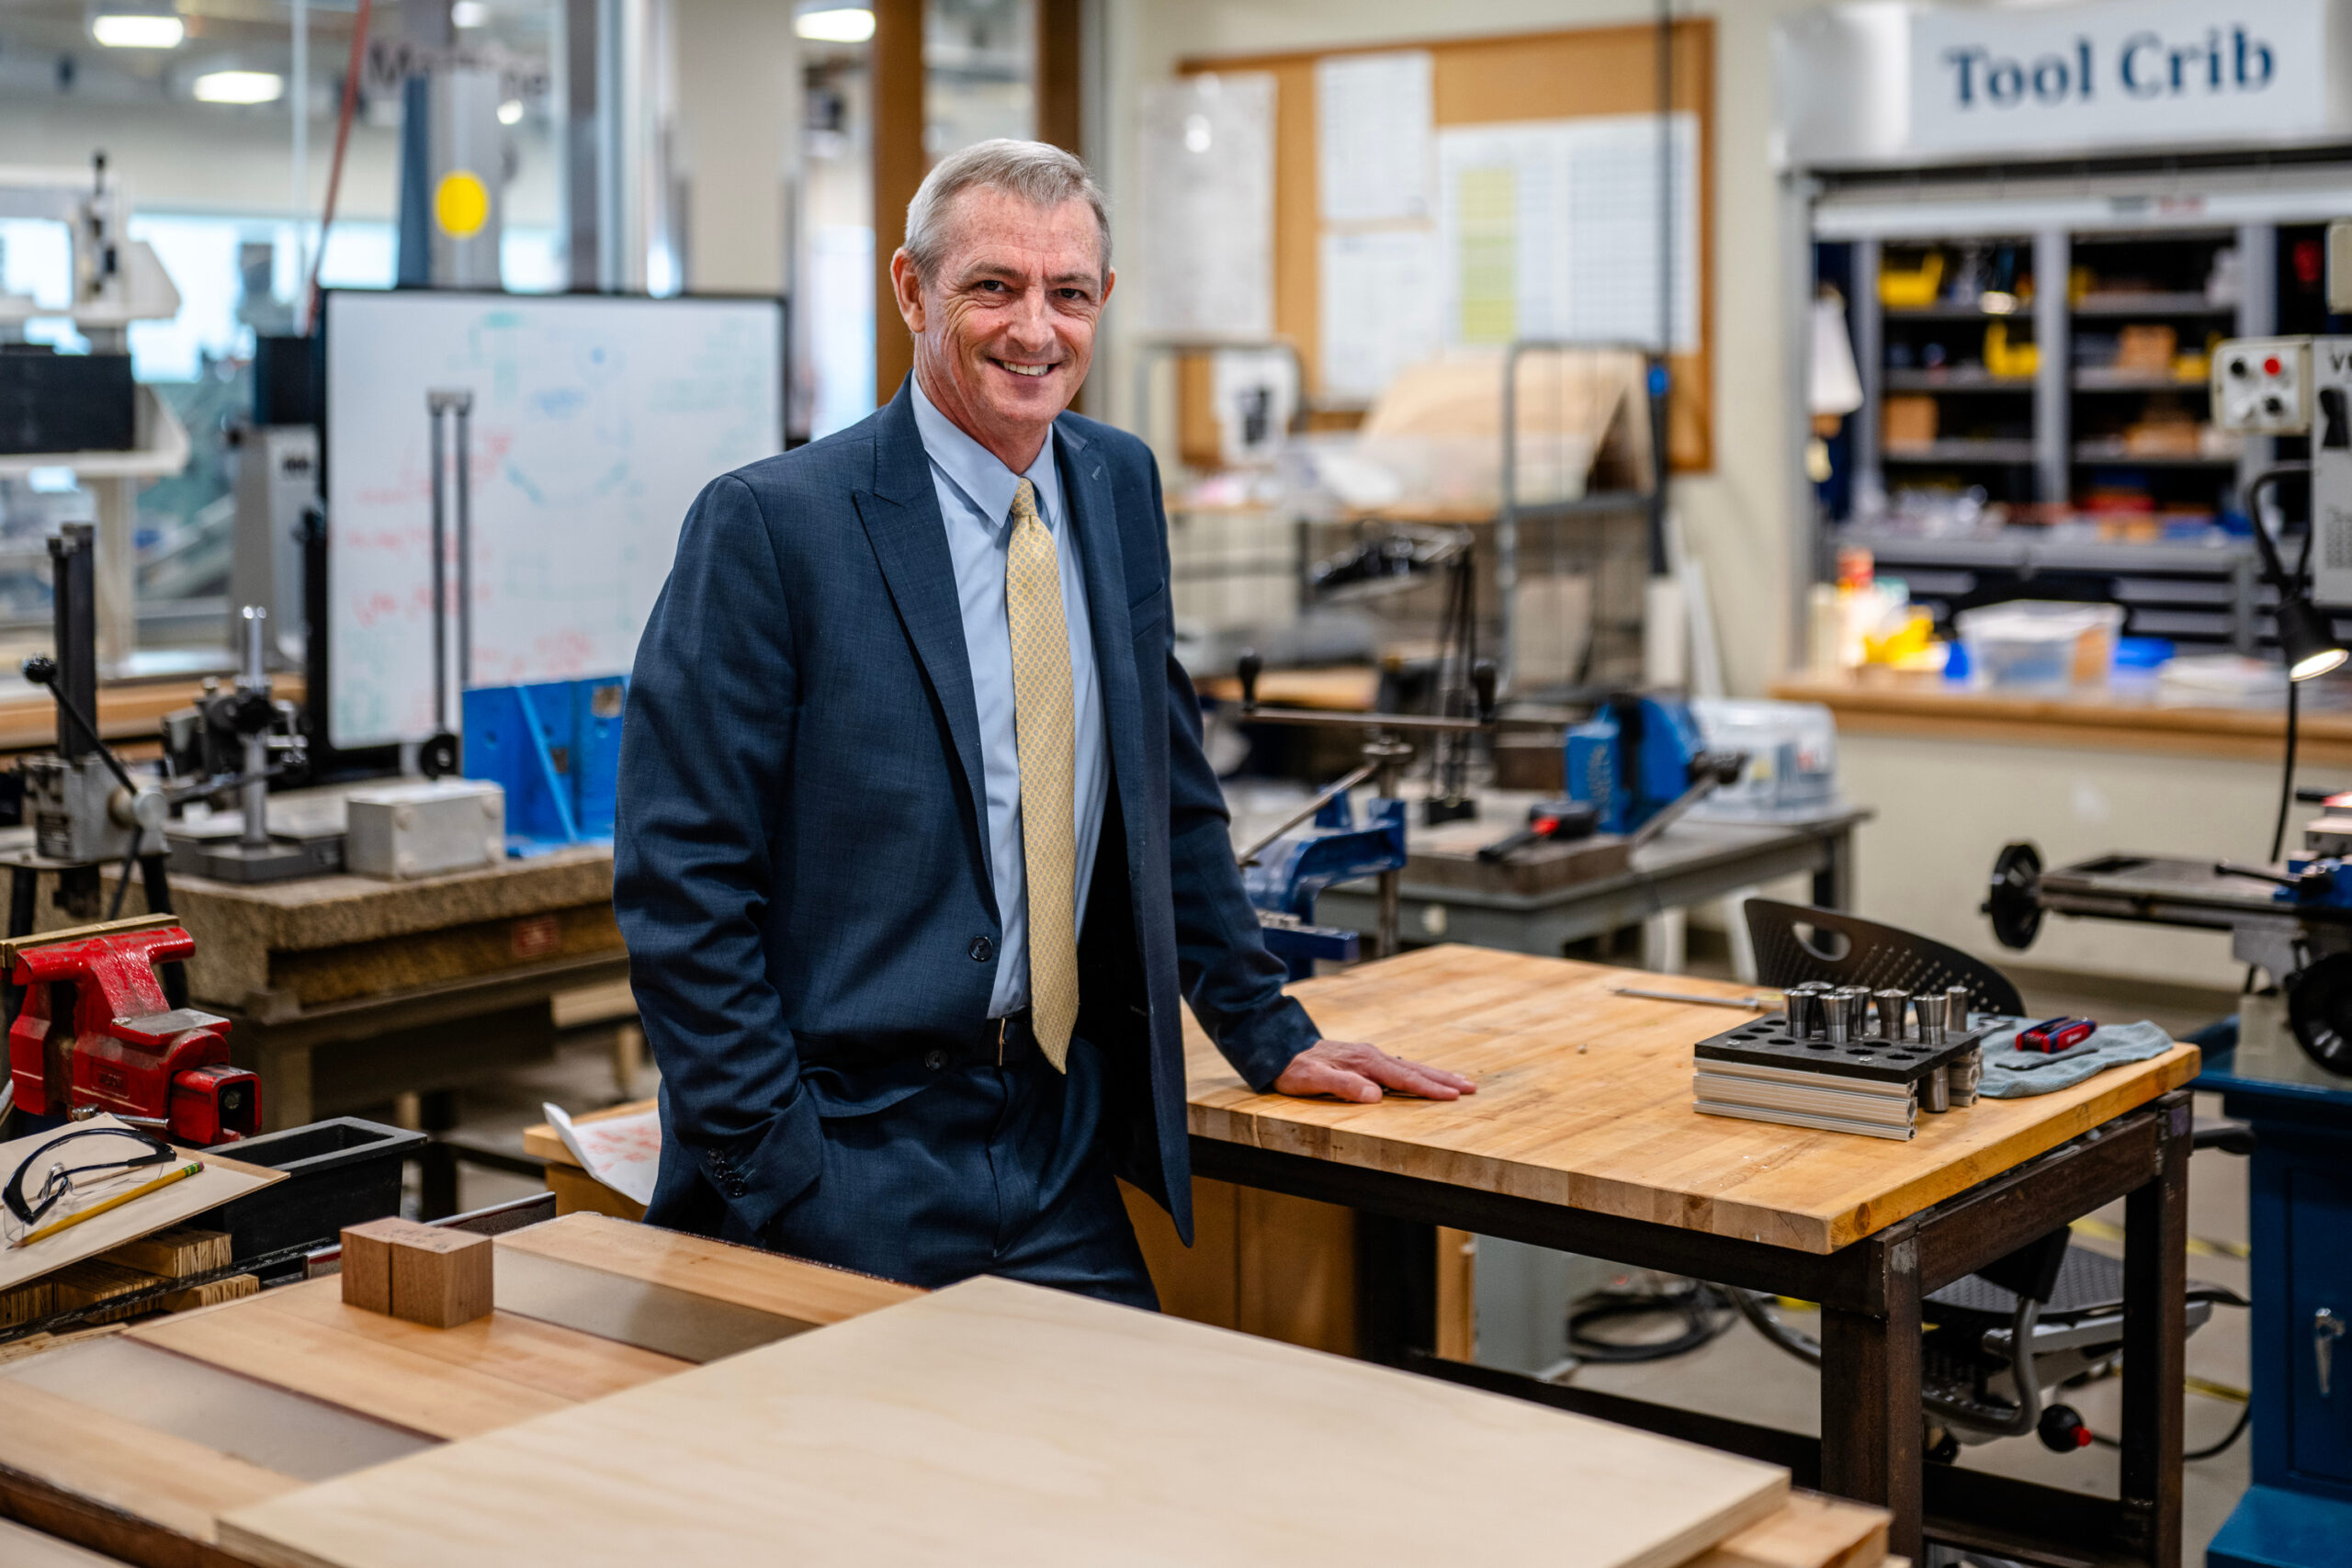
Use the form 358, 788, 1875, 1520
2278, 594, 2348, 682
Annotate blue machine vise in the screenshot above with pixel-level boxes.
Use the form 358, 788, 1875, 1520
461, 676, 628, 855
1241, 791, 1405, 979
2273, 857, 2352, 911
1565, 694, 1711, 837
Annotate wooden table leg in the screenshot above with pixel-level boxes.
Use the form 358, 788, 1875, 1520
2120, 1090, 2190, 1567
1819, 1236, 1922, 1563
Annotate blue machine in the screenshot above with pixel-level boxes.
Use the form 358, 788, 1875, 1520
2271, 858, 2352, 912
461, 675, 627, 854
1241, 790, 1404, 979
2201, 1032, 2352, 1568
1565, 694, 1716, 837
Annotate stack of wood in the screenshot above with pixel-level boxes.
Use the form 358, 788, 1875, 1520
0, 1226, 255, 1333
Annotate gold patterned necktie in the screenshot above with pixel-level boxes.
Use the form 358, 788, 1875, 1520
1005, 477, 1078, 1072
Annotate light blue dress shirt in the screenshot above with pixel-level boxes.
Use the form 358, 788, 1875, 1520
910, 376, 1108, 1019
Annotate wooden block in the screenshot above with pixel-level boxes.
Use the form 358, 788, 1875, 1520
156, 1273, 258, 1314
341, 1217, 493, 1327
339, 1219, 400, 1315
48, 1258, 170, 1316
101, 1225, 231, 1280
0, 1278, 54, 1329
391, 1227, 493, 1328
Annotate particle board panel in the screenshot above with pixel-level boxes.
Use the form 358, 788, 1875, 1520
166, 843, 615, 1009
220, 1275, 1790, 1568
1184, 945, 2201, 1254
492, 1212, 922, 1325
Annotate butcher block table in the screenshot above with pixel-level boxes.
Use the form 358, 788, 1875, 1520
1181, 945, 2202, 1568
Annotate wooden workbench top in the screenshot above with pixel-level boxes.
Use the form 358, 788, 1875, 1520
0, 671, 306, 757
1770, 669, 2352, 764
1183, 945, 2200, 1255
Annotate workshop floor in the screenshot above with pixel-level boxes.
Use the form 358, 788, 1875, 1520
428, 954, 2252, 1568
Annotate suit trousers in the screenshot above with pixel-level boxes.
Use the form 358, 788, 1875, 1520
719, 1032, 1158, 1309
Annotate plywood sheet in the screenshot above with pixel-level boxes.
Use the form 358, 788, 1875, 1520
222, 1275, 1786, 1568
1688, 1491, 1888, 1568
494, 1212, 921, 1325
0, 1116, 282, 1293
0, 1376, 303, 1545
1186, 946, 2200, 1254
125, 1275, 684, 1439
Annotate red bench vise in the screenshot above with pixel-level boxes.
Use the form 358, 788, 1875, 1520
5, 919, 257, 1145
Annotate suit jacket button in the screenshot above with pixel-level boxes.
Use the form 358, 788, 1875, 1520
724, 1178, 748, 1198
969, 936, 994, 962
924, 1048, 948, 1071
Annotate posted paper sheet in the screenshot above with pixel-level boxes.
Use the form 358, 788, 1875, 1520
1437, 114, 1699, 353
1319, 230, 1443, 402
1137, 73, 1276, 337
1316, 51, 1434, 223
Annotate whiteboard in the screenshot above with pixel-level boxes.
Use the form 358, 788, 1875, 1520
322, 289, 785, 750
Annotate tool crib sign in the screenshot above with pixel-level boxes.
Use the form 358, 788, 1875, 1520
1910, 0, 2326, 155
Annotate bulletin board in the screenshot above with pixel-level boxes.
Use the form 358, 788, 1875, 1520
1178, 18, 1715, 471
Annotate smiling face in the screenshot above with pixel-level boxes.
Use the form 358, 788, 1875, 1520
891, 186, 1114, 473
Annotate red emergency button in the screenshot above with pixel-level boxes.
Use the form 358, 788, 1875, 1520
2267, 355, 2284, 376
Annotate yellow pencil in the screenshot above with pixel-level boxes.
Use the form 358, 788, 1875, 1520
10, 1162, 201, 1249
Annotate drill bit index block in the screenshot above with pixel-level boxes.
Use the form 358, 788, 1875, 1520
340, 1217, 493, 1328
1693, 1013, 1990, 1086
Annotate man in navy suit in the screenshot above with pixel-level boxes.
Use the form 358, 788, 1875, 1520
616, 140, 1472, 1305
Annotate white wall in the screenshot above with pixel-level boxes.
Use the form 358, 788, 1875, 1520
672, 0, 799, 294
1093, 0, 1823, 695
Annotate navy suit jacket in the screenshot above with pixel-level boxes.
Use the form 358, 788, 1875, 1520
614, 382, 1318, 1245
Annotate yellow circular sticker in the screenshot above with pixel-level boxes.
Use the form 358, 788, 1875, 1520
435, 171, 490, 239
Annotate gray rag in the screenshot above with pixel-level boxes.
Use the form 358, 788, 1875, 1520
1972, 1018, 2177, 1099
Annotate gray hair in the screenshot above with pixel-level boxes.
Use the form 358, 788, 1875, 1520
902, 139, 1112, 285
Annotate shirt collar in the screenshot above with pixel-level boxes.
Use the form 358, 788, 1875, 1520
910, 373, 1065, 538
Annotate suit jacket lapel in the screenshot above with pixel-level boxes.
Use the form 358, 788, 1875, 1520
1057, 420, 1149, 877
853, 388, 991, 867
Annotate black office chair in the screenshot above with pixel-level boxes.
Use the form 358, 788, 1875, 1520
1742, 897, 2025, 1018
1732, 898, 2248, 1458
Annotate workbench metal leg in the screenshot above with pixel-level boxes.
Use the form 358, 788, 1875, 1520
1812, 829, 1855, 910
419, 1087, 462, 1220
1819, 1236, 1922, 1564
2120, 1090, 2190, 1567
5, 866, 32, 1024
1354, 1211, 1438, 1368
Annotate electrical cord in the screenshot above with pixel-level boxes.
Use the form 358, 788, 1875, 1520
2088, 1400, 2251, 1462
1565, 1277, 1737, 1363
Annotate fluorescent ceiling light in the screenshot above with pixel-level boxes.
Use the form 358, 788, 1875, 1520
796, 7, 874, 42
451, 0, 490, 28
497, 98, 524, 125
194, 69, 284, 103
91, 12, 185, 48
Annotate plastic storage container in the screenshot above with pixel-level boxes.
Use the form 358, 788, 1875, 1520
1690, 698, 1840, 822
1952, 600, 2124, 691
187, 1116, 425, 1269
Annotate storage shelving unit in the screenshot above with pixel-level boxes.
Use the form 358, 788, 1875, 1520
1822, 209, 2313, 653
